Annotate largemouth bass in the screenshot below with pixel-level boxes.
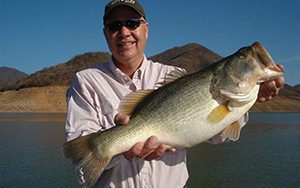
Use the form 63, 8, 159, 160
63, 42, 284, 187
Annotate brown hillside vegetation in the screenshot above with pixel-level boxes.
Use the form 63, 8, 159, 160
1, 85, 299, 113
150, 43, 222, 73
293, 84, 300, 93
0, 43, 299, 112
0, 86, 67, 112
2, 52, 110, 91
251, 96, 300, 112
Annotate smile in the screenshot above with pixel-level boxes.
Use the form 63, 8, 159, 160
118, 41, 136, 47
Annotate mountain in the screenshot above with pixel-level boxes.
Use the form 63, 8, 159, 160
1, 44, 220, 91
0, 67, 28, 89
1, 52, 110, 91
294, 84, 300, 93
149, 43, 222, 73
278, 84, 300, 100
0, 43, 299, 112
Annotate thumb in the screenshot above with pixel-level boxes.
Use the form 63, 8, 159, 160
114, 113, 130, 125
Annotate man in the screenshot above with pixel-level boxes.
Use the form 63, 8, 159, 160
65, 0, 285, 187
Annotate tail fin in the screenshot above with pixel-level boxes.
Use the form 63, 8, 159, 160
63, 133, 112, 188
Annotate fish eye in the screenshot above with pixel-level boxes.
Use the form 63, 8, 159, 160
237, 48, 248, 59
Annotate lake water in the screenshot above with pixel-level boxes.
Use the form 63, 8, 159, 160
0, 113, 299, 188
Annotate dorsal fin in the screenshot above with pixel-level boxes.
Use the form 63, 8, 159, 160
155, 68, 187, 88
118, 89, 154, 115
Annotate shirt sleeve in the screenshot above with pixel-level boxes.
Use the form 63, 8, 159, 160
65, 74, 102, 141
205, 112, 249, 144
65, 74, 123, 170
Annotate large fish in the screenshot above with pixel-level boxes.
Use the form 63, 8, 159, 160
63, 42, 284, 187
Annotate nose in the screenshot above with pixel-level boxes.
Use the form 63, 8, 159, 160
118, 26, 131, 38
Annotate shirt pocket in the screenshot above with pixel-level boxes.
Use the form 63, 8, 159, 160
98, 99, 118, 129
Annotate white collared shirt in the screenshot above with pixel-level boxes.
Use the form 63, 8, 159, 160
65, 57, 188, 188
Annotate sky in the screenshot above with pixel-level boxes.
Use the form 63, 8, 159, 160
1, 0, 299, 86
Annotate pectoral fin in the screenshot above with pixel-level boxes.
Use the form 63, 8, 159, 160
221, 121, 241, 142
207, 104, 231, 124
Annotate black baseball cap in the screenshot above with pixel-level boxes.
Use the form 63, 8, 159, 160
103, 0, 146, 24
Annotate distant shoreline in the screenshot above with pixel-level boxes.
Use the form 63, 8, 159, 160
0, 117, 66, 123
1, 86, 300, 113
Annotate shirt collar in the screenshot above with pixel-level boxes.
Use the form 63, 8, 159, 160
108, 55, 148, 84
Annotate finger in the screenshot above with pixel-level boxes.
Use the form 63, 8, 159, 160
166, 147, 177, 153
266, 95, 272, 101
257, 96, 266, 103
114, 114, 130, 125
272, 64, 284, 89
123, 142, 144, 160
265, 80, 277, 92
156, 144, 176, 154
144, 144, 166, 160
266, 80, 280, 97
143, 145, 177, 161
257, 84, 270, 102
138, 136, 159, 158
277, 64, 284, 71
275, 76, 285, 89
262, 81, 278, 100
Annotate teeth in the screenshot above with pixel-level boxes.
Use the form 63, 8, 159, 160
118, 41, 135, 47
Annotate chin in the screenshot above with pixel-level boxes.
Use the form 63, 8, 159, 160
118, 52, 139, 61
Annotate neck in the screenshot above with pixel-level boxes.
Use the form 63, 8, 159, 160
113, 56, 144, 78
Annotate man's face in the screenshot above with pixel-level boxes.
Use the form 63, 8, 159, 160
103, 6, 148, 64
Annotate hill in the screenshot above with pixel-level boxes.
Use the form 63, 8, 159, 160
0, 86, 67, 112
1, 52, 110, 91
0, 67, 28, 89
294, 84, 300, 93
149, 43, 222, 73
1, 44, 218, 91
0, 43, 299, 112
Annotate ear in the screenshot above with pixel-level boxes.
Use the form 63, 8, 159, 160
103, 28, 108, 41
144, 22, 149, 39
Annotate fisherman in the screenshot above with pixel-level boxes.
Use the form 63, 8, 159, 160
65, 0, 285, 187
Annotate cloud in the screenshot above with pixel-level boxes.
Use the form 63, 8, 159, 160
277, 56, 300, 63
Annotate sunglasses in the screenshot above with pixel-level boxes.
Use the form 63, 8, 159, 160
105, 18, 145, 32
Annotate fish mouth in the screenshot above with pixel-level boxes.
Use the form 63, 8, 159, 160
251, 42, 284, 82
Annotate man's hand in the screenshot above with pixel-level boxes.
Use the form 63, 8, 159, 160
257, 64, 285, 102
114, 114, 176, 161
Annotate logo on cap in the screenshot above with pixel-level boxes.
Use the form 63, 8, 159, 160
111, 0, 136, 6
